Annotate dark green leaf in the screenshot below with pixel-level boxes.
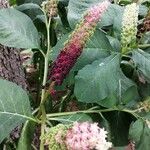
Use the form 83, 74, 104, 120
0, 8, 40, 49
16, 0, 43, 5
0, 79, 35, 143
104, 111, 133, 146
74, 54, 135, 106
17, 121, 36, 150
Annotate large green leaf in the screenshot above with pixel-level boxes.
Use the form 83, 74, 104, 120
74, 54, 136, 105
132, 49, 150, 82
0, 79, 35, 143
68, 0, 123, 28
0, 8, 40, 49
17, 121, 36, 150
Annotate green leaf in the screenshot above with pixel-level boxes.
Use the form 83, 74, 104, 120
74, 54, 135, 106
136, 123, 150, 150
132, 49, 150, 82
113, 12, 123, 39
17, 121, 36, 150
140, 32, 150, 45
139, 5, 149, 16
16, 0, 44, 5
129, 119, 144, 143
0, 79, 35, 143
51, 113, 92, 124
129, 113, 150, 150
0, 8, 40, 49
107, 35, 121, 52
68, 0, 123, 28
16, 3, 41, 11
129, 117, 150, 150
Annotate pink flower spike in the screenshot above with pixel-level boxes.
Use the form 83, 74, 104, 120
49, 1, 110, 85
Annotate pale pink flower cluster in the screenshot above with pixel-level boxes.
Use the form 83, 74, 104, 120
55, 122, 112, 150
84, 1, 110, 23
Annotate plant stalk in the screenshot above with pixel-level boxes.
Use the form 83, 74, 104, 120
46, 107, 145, 121
39, 11, 51, 150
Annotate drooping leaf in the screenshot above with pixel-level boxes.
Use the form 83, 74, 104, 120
17, 121, 36, 150
74, 54, 136, 106
0, 8, 40, 49
0, 79, 36, 143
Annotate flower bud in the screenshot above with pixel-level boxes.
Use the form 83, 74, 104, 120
41, 0, 58, 18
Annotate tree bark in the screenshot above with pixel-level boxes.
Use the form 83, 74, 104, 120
0, 0, 27, 90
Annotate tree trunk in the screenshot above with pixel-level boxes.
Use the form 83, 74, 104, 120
0, 0, 27, 90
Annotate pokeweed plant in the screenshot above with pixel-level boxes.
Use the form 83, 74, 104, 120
0, 0, 150, 150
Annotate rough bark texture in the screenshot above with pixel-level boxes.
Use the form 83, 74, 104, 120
0, 0, 27, 90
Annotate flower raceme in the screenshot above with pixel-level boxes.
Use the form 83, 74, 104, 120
64, 122, 112, 150
49, 1, 110, 85
41, 0, 58, 18
121, 3, 139, 54
43, 122, 112, 150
